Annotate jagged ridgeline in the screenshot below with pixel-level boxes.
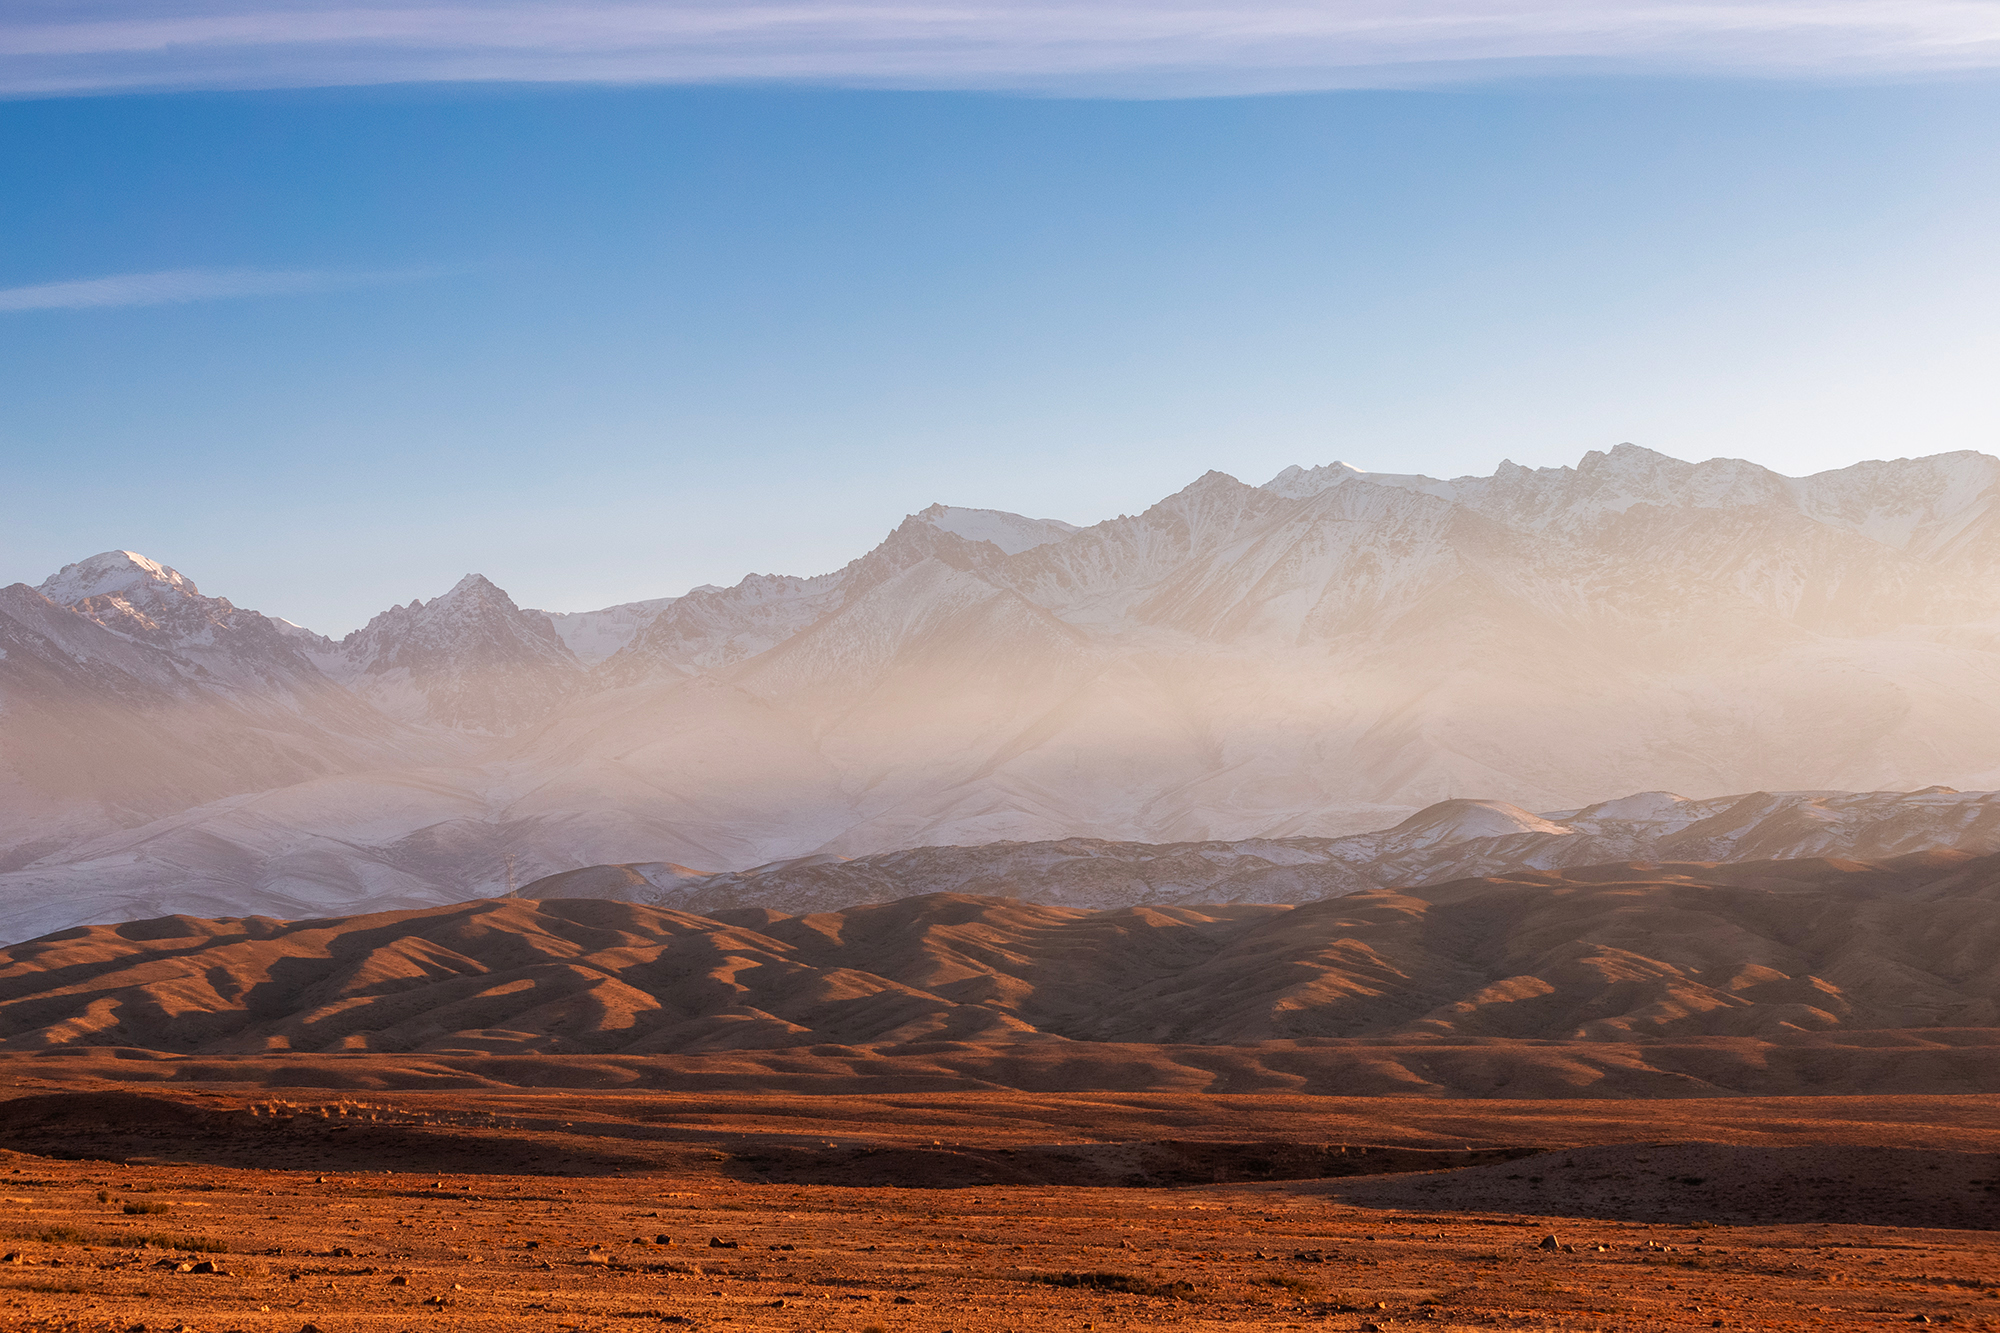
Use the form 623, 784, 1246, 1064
5, 445, 2000, 940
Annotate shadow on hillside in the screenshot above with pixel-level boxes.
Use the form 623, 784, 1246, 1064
0, 1091, 655, 1177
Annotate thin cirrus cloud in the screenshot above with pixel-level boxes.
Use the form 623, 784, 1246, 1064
4, 1, 2000, 98
0, 267, 416, 312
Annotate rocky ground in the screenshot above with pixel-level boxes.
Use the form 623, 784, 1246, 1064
1, 1085, 1997, 1332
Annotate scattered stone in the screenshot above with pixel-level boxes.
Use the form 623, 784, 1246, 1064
1537, 1235, 1562, 1251
388, 1275, 408, 1286
708, 1238, 738, 1249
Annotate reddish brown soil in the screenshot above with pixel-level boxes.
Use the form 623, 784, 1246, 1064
3, 1084, 2000, 1331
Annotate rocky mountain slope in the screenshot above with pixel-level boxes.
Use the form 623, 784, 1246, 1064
0, 554, 406, 874
7, 445, 2000, 939
5, 850, 1997, 1059
313, 573, 584, 733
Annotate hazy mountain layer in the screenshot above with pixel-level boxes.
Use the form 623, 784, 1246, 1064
5, 850, 1997, 1058
521, 786, 2000, 916
7, 444, 2000, 938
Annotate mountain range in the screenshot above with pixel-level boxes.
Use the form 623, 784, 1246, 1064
6, 443, 2000, 942
521, 787, 2000, 916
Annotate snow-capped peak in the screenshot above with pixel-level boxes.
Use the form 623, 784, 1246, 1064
36, 550, 198, 606
913, 503, 1081, 555
1260, 461, 1463, 502
331, 571, 582, 733
427, 573, 509, 608
1261, 462, 1366, 498
342, 573, 559, 653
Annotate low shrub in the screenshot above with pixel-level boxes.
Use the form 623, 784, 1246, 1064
1027, 1271, 1200, 1300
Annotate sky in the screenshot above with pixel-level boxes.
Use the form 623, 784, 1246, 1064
3, 3, 2000, 634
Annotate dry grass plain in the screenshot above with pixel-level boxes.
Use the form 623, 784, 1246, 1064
1, 1082, 1997, 1333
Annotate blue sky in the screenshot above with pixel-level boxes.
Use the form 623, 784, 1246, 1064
4, 4, 2000, 634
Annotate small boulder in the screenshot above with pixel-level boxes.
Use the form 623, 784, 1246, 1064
1537, 1234, 1562, 1251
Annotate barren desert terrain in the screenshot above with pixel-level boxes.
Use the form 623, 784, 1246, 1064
7, 852, 1999, 1066
1, 1085, 1998, 1332
6, 851, 2000, 1330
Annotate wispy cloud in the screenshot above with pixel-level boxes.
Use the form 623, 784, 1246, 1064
0, 267, 412, 312
4, 2, 2000, 98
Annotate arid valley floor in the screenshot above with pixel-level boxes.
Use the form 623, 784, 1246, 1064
1, 1081, 1997, 1333
6, 853, 2000, 1331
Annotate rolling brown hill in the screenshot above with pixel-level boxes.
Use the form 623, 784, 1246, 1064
2, 850, 1998, 1101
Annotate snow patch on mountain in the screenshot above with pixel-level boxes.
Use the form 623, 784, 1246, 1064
914, 503, 1081, 554
332, 573, 582, 732
1262, 445, 2000, 555
532, 596, 675, 665
35, 550, 198, 606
